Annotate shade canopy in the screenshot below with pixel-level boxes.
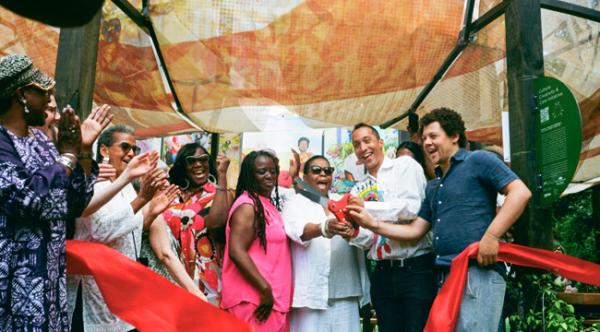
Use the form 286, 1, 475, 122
1, 0, 599, 186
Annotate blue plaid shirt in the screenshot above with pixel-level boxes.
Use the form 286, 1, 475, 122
418, 149, 518, 266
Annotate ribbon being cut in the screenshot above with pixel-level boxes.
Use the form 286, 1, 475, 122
67, 239, 600, 331
424, 242, 600, 332
66, 240, 251, 332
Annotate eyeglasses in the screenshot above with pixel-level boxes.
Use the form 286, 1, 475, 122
308, 165, 335, 175
118, 142, 140, 155
185, 154, 210, 166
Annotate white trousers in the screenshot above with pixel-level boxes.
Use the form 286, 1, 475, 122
289, 298, 360, 332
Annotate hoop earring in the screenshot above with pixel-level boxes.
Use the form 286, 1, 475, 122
181, 178, 190, 191
21, 100, 29, 114
208, 174, 217, 185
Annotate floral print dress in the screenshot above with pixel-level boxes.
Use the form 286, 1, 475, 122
162, 183, 222, 305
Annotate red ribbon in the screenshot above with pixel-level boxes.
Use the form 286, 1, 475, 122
66, 240, 252, 332
424, 242, 600, 332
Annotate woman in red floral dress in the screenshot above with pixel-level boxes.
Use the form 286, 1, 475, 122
158, 142, 233, 305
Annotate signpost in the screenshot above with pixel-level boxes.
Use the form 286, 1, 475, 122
534, 76, 583, 207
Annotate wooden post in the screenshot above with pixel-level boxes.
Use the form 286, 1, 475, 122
505, 0, 553, 249
54, 10, 102, 120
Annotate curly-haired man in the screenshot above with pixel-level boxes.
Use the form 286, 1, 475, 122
347, 108, 532, 331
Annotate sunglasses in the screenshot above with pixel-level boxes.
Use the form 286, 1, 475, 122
22, 82, 55, 95
118, 142, 141, 155
308, 165, 335, 175
185, 154, 210, 166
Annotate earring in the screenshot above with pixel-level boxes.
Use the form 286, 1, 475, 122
21, 100, 29, 114
208, 174, 217, 185
181, 178, 190, 191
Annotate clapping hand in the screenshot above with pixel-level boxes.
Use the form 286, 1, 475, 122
138, 167, 169, 202
148, 184, 180, 219
56, 106, 82, 155
97, 163, 117, 182
81, 104, 112, 150
123, 151, 159, 181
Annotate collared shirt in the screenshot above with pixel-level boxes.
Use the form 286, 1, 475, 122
349, 156, 432, 260
67, 181, 143, 332
418, 149, 518, 266
282, 193, 370, 310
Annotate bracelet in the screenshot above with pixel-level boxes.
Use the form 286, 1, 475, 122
78, 150, 93, 160
61, 152, 77, 160
58, 155, 76, 171
215, 185, 228, 191
320, 217, 333, 238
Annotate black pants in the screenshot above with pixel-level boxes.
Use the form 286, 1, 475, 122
370, 254, 437, 332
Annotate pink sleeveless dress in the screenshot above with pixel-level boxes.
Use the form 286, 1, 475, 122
221, 192, 292, 332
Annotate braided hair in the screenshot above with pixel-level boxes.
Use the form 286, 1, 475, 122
235, 150, 281, 251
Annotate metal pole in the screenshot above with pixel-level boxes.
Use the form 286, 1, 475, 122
381, 1, 507, 129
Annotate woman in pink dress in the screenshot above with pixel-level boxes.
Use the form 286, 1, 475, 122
221, 150, 292, 332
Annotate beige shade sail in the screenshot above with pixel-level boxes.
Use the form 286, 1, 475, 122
1, 0, 599, 189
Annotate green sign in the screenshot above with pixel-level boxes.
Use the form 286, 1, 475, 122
534, 76, 582, 207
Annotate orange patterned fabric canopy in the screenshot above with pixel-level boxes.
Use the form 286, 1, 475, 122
1, 0, 599, 185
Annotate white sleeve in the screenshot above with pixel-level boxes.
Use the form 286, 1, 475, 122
348, 227, 375, 250
282, 196, 313, 247
364, 159, 426, 222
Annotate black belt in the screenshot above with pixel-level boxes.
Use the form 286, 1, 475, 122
375, 253, 434, 270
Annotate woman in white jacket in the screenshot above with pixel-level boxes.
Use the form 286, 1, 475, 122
282, 155, 370, 332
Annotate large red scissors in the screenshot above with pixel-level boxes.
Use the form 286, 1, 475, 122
293, 177, 358, 236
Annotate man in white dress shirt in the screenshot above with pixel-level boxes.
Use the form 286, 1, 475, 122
338, 123, 434, 332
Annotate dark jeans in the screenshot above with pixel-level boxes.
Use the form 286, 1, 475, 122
371, 254, 436, 332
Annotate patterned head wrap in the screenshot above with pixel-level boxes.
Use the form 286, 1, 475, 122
0, 54, 55, 100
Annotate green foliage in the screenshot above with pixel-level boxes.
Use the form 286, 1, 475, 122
552, 189, 596, 263
505, 273, 599, 332
504, 188, 600, 330
552, 189, 600, 293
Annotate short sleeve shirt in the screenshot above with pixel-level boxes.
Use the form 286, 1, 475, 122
418, 149, 518, 266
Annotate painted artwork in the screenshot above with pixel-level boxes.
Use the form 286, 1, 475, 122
138, 137, 162, 156
240, 127, 398, 193
241, 130, 323, 171
219, 133, 242, 189
162, 133, 211, 166
323, 127, 399, 193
